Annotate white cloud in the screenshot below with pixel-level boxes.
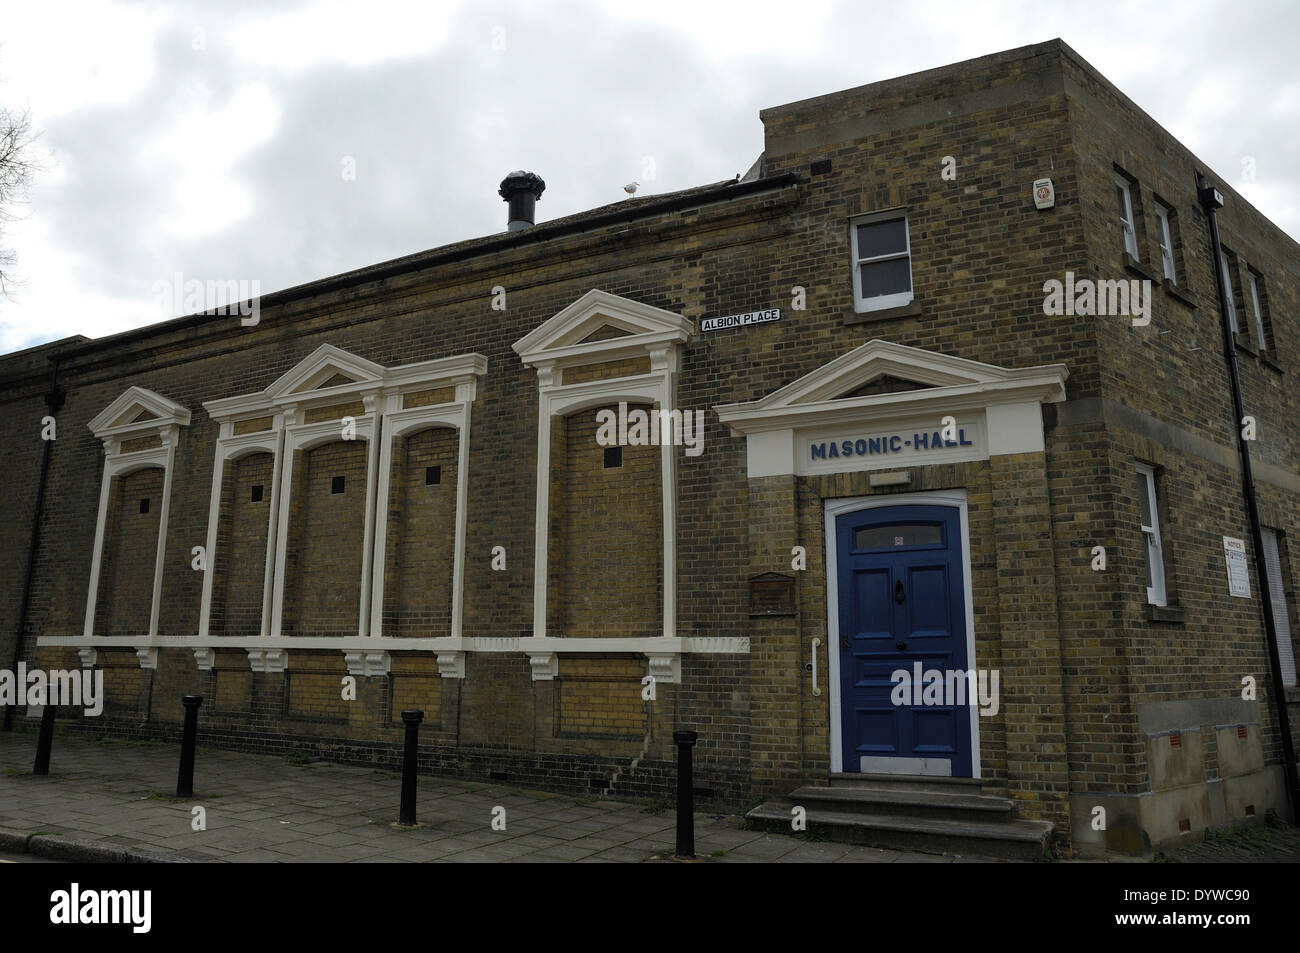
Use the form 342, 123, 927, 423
141, 82, 279, 237
0, 217, 144, 353
228, 0, 461, 69
1, 0, 165, 117
593, 0, 837, 60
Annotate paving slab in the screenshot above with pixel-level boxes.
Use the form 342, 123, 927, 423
0, 730, 1080, 864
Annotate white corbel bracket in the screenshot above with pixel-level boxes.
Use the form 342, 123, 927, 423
645, 653, 681, 685
193, 647, 216, 671
247, 648, 288, 674
136, 648, 158, 670
344, 650, 391, 678
77, 648, 98, 669
436, 651, 465, 679
529, 653, 559, 681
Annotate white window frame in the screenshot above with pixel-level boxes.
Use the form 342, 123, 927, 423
850, 212, 914, 313
1115, 175, 1139, 259
198, 344, 487, 674
1154, 202, 1176, 283
513, 289, 697, 681
1136, 463, 1166, 607
1220, 250, 1238, 332
84, 387, 191, 651
1248, 270, 1267, 352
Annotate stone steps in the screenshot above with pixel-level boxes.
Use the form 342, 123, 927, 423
788, 784, 1014, 822
747, 778, 1054, 860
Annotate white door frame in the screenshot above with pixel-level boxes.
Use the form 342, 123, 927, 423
824, 490, 981, 778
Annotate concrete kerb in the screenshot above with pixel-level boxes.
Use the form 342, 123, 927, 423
0, 825, 187, 863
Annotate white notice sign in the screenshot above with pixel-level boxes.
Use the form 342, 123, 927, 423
701, 308, 781, 332
1223, 536, 1251, 598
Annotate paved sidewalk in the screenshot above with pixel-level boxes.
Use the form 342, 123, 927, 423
0, 731, 994, 863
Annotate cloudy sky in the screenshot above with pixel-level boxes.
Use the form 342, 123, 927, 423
0, 0, 1296, 355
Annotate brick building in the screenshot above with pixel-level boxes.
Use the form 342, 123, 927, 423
2, 39, 1297, 857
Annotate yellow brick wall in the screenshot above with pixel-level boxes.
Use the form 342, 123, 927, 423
98, 649, 142, 712
213, 650, 251, 712
216, 452, 273, 636
284, 441, 366, 636
558, 407, 661, 637
151, 648, 200, 723
386, 428, 458, 636
402, 387, 456, 408
390, 654, 442, 724
120, 434, 162, 453
96, 467, 163, 636
303, 400, 365, 424
561, 356, 651, 385
556, 656, 646, 737
232, 416, 273, 435
286, 651, 349, 720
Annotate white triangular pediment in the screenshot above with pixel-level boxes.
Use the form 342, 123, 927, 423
513, 289, 694, 365
756, 340, 1012, 409
578, 324, 633, 344
204, 347, 488, 421
716, 340, 1068, 435
88, 386, 192, 436
834, 375, 932, 399
266, 344, 385, 400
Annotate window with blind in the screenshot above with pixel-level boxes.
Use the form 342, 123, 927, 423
850, 214, 913, 313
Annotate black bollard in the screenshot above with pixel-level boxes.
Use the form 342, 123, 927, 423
399, 709, 424, 826
176, 695, 203, 797
673, 729, 698, 859
33, 703, 57, 776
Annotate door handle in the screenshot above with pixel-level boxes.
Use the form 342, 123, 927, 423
841, 636, 849, 652
810, 638, 821, 697
894, 580, 906, 604
896, 640, 907, 651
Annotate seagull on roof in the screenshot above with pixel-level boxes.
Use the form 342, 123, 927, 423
624, 182, 639, 196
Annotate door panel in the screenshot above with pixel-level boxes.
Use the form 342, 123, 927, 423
906, 564, 952, 637
852, 568, 893, 638
837, 504, 972, 777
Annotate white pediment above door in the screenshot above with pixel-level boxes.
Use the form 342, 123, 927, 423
715, 340, 1068, 478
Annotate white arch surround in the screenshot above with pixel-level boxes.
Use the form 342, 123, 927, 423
367, 392, 478, 645
272, 410, 379, 639
513, 289, 696, 680
39, 330, 760, 679
197, 425, 282, 641
83, 387, 192, 646
197, 344, 488, 668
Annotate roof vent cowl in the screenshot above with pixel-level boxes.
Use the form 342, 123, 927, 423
499, 171, 546, 231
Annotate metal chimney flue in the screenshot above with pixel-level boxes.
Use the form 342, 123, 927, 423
499, 171, 546, 231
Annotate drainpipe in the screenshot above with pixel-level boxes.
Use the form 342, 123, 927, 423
1197, 172, 1300, 819
3, 358, 65, 731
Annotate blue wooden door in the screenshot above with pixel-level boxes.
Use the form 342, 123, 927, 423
836, 504, 972, 776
